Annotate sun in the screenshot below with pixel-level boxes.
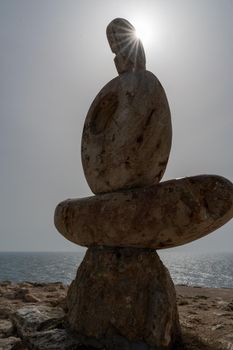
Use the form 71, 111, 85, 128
132, 18, 152, 48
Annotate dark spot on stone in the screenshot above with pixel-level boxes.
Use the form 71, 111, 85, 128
159, 160, 167, 167
203, 198, 209, 211
90, 92, 118, 135
145, 109, 155, 126
98, 169, 106, 177
136, 134, 144, 144
125, 160, 131, 169
126, 91, 135, 103
116, 252, 121, 259
156, 140, 161, 149
189, 178, 196, 185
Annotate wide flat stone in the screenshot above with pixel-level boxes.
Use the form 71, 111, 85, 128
10, 305, 85, 350
12, 305, 65, 335
81, 70, 172, 194
54, 175, 233, 249
67, 247, 181, 350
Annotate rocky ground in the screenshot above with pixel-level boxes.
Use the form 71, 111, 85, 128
0, 281, 232, 350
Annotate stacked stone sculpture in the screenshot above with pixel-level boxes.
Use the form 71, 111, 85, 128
54, 18, 233, 350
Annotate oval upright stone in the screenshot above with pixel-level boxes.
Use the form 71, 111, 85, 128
81, 70, 172, 194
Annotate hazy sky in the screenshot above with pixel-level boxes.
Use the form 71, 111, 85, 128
0, 0, 232, 252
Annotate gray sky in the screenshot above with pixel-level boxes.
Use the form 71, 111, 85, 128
0, 0, 232, 252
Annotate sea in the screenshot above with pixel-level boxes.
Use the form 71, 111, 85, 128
0, 251, 233, 289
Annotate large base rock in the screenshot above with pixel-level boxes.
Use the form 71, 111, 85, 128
67, 247, 181, 350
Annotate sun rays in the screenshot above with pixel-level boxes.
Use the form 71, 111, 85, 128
106, 18, 146, 73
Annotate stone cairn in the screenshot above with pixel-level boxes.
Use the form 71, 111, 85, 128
54, 18, 233, 350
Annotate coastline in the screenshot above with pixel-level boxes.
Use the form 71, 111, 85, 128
0, 281, 232, 350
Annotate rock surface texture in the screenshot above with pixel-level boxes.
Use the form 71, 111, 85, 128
55, 175, 233, 249
67, 247, 181, 349
54, 16, 233, 350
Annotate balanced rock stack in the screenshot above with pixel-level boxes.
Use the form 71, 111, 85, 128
54, 18, 233, 350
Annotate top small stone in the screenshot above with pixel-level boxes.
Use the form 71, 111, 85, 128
106, 18, 146, 74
